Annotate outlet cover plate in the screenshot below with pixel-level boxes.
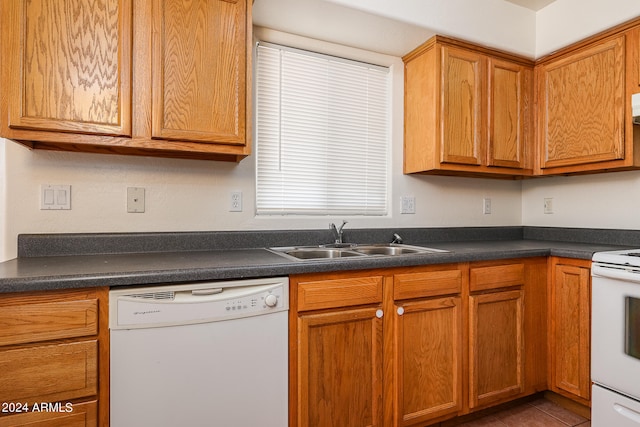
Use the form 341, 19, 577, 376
127, 187, 145, 213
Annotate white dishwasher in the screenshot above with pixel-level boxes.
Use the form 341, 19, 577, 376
109, 277, 289, 427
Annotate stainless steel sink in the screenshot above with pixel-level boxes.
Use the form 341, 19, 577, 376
283, 248, 365, 259
269, 243, 448, 261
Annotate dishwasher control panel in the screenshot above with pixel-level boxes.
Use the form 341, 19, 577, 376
109, 277, 289, 330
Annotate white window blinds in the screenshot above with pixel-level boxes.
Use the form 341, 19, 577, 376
255, 42, 389, 216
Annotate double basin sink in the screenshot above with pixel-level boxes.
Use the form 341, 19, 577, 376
269, 243, 448, 261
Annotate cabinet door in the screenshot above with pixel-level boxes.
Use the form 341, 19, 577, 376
394, 297, 462, 426
550, 264, 591, 402
469, 289, 524, 409
152, 0, 248, 145
537, 36, 625, 170
5, 0, 131, 136
441, 46, 484, 166
487, 58, 530, 169
297, 307, 383, 427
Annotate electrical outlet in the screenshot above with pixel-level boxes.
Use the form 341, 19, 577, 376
544, 198, 554, 214
401, 196, 415, 214
483, 198, 492, 215
230, 191, 243, 212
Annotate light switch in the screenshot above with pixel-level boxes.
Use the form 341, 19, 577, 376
43, 189, 55, 205
40, 185, 71, 210
57, 189, 67, 205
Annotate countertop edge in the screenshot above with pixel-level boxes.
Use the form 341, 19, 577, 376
0, 239, 617, 293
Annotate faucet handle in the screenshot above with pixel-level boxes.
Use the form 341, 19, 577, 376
391, 233, 404, 244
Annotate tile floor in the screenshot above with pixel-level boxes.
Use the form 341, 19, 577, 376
454, 398, 590, 427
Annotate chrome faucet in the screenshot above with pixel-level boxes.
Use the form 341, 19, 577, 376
330, 221, 348, 244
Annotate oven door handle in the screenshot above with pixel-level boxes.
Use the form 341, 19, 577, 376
592, 264, 640, 282
615, 403, 640, 424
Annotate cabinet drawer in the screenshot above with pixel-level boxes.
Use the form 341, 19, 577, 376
297, 276, 383, 311
0, 295, 98, 346
0, 341, 98, 404
470, 263, 524, 292
0, 400, 97, 427
394, 269, 462, 300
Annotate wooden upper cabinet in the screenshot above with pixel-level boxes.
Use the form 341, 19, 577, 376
537, 36, 625, 172
488, 58, 529, 169
0, 0, 252, 161
403, 36, 534, 178
441, 46, 483, 166
152, 0, 246, 145
535, 20, 640, 175
5, 0, 131, 136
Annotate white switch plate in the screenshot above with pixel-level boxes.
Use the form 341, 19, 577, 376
401, 196, 415, 214
127, 187, 145, 213
544, 197, 554, 214
230, 191, 243, 212
40, 185, 71, 210
483, 198, 492, 215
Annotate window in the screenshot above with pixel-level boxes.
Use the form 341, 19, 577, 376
255, 42, 390, 216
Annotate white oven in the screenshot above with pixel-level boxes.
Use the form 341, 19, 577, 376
592, 250, 640, 426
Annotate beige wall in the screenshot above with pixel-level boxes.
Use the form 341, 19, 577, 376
5, 1, 640, 262
0, 29, 522, 261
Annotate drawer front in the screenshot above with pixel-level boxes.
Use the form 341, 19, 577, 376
0, 400, 97, 427
0, 296, 98, 346
297, 276, 383, 311
0, 341, 98, 404
470, 263, 525, 292
394, 269, 462, 300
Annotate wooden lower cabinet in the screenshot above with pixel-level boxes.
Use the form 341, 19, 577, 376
0, 288, 109, 427
394, 296, 463, 426
291, 272, 385, 427
469, 289, 524, 408
291, 258, 547, 427
297, 307, 384, 427
549, 257, 591, 405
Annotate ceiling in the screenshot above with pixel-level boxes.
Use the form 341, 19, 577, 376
504, 0, 556, 11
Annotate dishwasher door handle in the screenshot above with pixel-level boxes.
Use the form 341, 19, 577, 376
191, 288, 224, 296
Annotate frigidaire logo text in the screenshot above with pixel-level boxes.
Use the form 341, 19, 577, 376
133, 310, 161, 316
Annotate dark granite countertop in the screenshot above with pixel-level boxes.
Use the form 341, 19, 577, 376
0, 226, 634, 293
